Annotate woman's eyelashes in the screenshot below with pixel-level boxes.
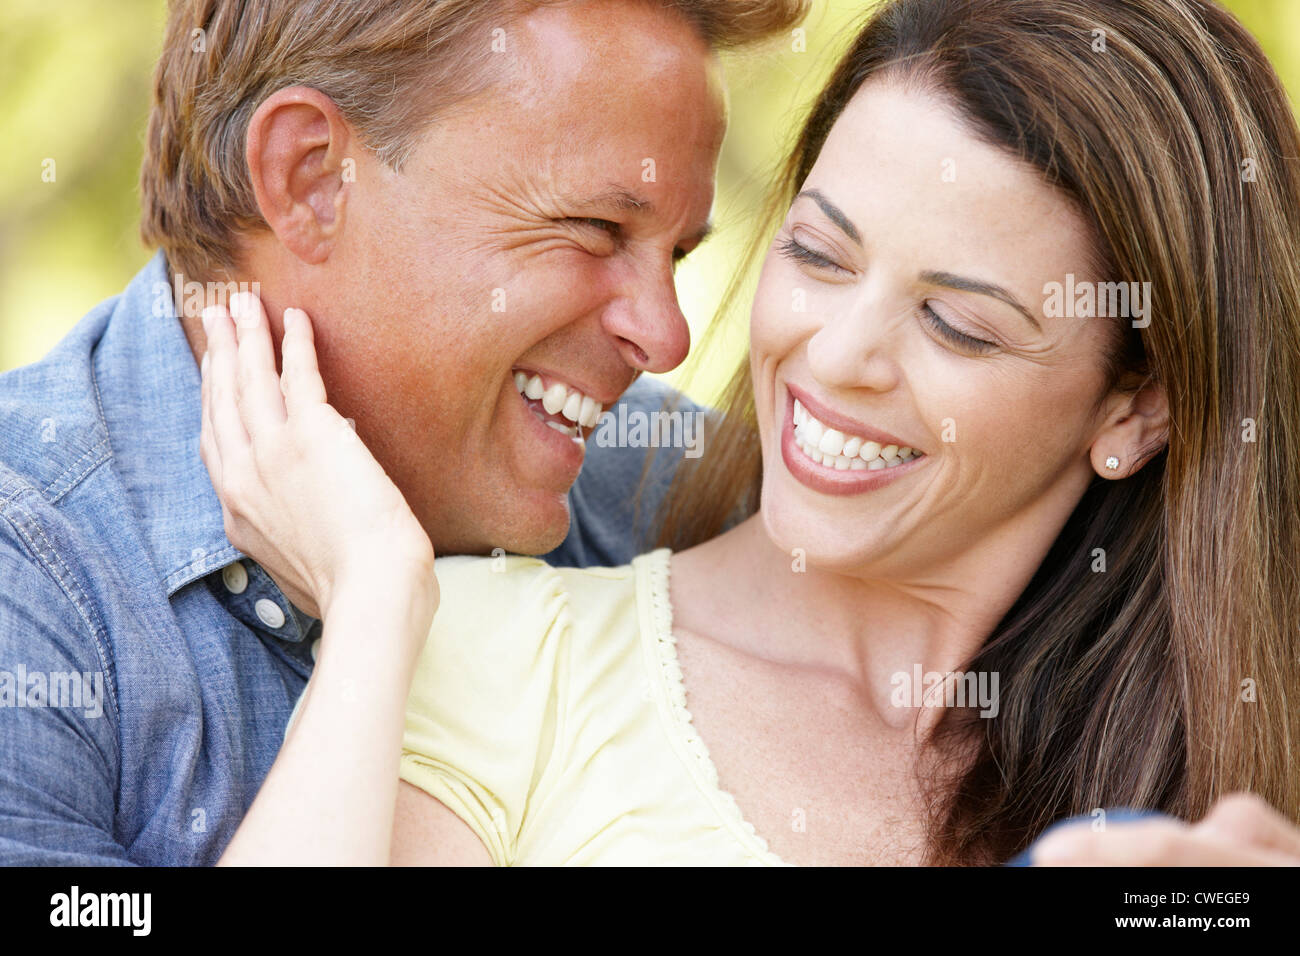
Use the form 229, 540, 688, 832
776, 235, 848, 273
778, 233, 1000, 355
922, 304, 997, 353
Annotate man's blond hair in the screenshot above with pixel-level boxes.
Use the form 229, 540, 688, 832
139, 0, 809, 282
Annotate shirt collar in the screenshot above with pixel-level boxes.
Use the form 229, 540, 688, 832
92, 251, 319, 643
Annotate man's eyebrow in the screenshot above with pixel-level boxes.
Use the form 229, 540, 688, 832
580, 185, 712, 246
921, 270, 1042, 333
796, 188, 862, 245
585, 185, 654, 213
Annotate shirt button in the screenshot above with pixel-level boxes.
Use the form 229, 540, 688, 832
222, 562, 249, 595
255, 598, 286, 630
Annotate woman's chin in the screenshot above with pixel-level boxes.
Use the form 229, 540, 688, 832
758, 501, 906, 575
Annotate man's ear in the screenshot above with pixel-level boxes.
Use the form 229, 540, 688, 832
1089, 377, 1169, 479
245, 86, 355, 264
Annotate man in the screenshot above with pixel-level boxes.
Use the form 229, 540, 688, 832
0, 0, 806, 864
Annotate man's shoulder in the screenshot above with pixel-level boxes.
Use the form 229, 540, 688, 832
0, 463, 112, 690
0, 285, 138, 648
0, 295, 118, 503
546, 376, 710, 568
584, 375, 710, 489
613, 375, 703, 414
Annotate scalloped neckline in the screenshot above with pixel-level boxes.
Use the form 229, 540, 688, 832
634, 548, 793, 867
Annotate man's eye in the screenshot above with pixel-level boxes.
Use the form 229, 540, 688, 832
776, 236, 846, 273
567, 217, 620, 236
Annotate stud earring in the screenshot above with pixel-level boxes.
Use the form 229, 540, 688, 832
1105, 455, 1120, 471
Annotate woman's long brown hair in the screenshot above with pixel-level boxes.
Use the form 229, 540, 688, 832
656, 0, 1300, 864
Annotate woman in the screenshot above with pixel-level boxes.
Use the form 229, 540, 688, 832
203, 0, 1300, 865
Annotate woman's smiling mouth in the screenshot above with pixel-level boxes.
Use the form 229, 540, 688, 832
780, 385, 928, 495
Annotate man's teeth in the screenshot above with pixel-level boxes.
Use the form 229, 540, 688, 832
513, 371, 604, 432
542, 383, 567, 415
792, 398, 923, 471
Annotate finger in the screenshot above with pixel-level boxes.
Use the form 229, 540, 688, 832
202, 303, 253, 481
1032, 818, 1184, 866
1033, 819, 1299, 866
229, 291, 287, 445
199, 346, 222, 492
1196, 792, 1300, 859
1176, 832, 1300, 866
280, 307, 329, 415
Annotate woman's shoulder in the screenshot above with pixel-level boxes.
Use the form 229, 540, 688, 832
422, 548, 670, 653
431, 549, 668, 607
401, 548, 677, 865
405, 548, 673, 763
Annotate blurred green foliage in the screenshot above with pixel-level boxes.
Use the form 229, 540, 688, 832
2, 0, 1297, 404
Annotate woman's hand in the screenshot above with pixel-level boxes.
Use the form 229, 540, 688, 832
1032, 793, 1300, 865
207, 291, 439, 864
199, 291, 436, 624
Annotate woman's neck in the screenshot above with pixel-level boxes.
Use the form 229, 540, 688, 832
671, 508, 1058, 732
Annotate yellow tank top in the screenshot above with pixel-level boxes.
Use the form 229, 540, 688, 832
398, 549, 790, 866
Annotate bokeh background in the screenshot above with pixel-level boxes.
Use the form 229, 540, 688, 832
2, 0, 1297, 404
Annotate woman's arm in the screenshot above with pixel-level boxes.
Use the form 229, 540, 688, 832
391, 782, 493, 866
198, 292, 438, 865
220, 571, 429, 865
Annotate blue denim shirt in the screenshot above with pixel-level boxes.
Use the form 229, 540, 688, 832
0, 251, 694, 865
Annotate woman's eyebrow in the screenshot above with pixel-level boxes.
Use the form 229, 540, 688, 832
921, 270, 1042, 333
796, 189, 862, 245
795, 188, 1041, 335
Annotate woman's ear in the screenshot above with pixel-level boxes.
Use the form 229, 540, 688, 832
245, 86, 355, 265
1089, 378, 1169, 479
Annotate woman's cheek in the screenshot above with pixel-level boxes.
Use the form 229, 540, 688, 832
751, 266, 830, 374
748, 263, 791, 354
960, 377, 1089, 502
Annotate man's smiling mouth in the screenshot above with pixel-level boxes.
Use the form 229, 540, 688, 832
513, 369, 606, 440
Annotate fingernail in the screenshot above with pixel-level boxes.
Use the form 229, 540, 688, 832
283, 308, 299, 331
229, 292, 256, 328
201, 304, 223, 333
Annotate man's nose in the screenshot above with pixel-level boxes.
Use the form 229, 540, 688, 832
600, 260, 691, 374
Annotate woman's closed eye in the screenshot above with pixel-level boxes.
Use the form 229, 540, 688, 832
776, 235, 849, 274
922, 304, 997, 354
778, 234, 999, 355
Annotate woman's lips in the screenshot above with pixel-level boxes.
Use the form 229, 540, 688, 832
779, 388, 928, 495
786, 383, 916, 451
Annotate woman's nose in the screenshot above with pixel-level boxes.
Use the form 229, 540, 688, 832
806, 303, 902, 393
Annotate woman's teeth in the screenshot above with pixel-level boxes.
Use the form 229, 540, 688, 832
792, 399, 923, 471
514, 371, 604, 438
